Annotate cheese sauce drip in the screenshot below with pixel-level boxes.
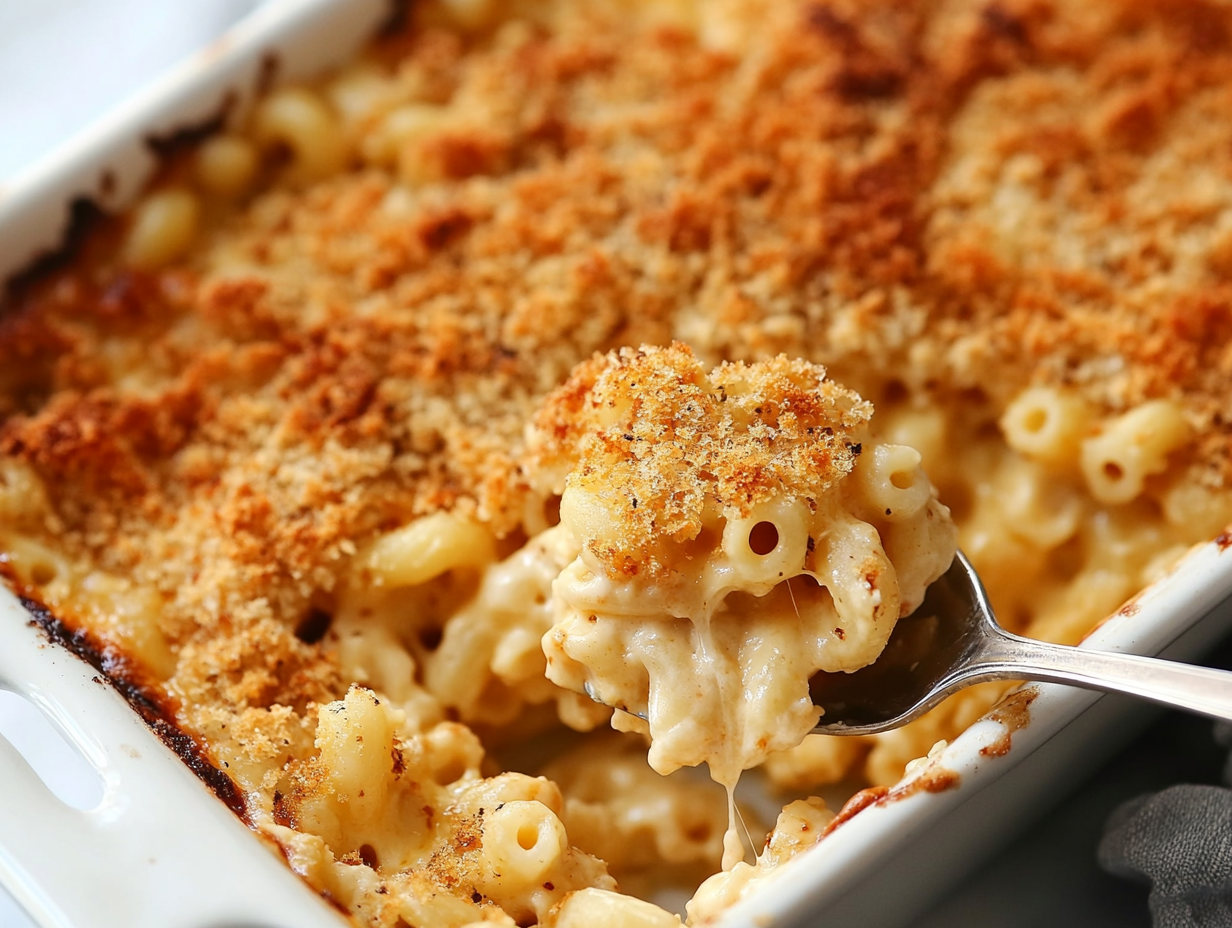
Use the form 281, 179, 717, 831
530, 343, 958, 867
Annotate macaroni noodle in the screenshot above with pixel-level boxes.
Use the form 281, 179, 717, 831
123, 188, 201, 269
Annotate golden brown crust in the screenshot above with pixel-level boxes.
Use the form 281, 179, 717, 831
529, 343, 870, 575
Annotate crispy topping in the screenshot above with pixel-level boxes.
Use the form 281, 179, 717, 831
529, 343, 870, 573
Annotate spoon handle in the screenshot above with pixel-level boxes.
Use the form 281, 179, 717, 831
976, 631, 1232, 723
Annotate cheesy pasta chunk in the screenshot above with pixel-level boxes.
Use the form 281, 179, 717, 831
529, 344, 955, 855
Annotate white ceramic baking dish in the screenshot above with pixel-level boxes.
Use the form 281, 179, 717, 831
2, 3, 1232, 926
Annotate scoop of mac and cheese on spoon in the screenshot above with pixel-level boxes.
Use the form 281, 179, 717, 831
528, 343, 956, 865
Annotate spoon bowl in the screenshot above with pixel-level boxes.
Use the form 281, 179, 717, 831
810, 550, 1232, 735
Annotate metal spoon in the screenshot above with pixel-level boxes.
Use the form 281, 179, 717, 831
810, 550, 1232, 735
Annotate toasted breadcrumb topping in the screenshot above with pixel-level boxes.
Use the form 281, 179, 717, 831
0, 0, 1231, 751
529, 343, 870, 575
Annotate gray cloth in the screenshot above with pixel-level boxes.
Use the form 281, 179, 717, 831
1099, 784, 1232, 928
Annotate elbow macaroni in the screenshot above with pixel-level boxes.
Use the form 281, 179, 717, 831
552, 888, 683, 928
357, 511, 497, 588
1000, 386, 1091, 469
195, 135, 260, 199
123, 189, 201, 269
1081, 400, 1191, 505
252, 87, 350, 184
481, 800, 568, 887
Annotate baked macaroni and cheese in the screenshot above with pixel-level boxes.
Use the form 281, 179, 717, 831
4, 0, 1232, 924
532, 343, 956, 868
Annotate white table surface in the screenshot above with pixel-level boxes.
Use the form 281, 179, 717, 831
0, 0, 259, 180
